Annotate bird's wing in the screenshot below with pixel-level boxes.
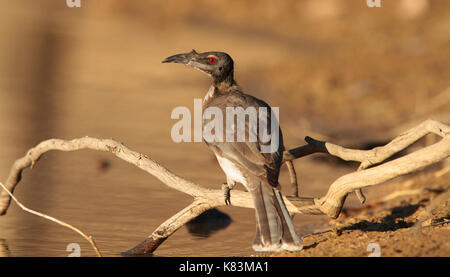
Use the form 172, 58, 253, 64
204, 92, 284, 187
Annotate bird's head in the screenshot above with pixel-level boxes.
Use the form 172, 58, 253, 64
162, 49, 234, 84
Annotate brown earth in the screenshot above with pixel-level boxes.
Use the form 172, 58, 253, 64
264, 168, 450, 257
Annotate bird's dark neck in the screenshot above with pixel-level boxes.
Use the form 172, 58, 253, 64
213, 75, 239, 96
203, 71, 240, 106
213, 68, 234, 87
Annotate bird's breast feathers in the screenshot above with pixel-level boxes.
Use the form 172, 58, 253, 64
215, 155, 249, 189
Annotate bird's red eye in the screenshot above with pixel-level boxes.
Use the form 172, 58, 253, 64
208, 57, 216, 64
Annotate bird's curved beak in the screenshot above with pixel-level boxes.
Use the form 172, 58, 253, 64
162, 49, 198, 64
162, 49, 212, 76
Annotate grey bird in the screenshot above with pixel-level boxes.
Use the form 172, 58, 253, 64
162, 50, 303, 252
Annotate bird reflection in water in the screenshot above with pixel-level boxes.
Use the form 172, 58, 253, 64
185, 209, 232, 238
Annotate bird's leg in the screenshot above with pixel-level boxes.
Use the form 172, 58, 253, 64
221, 183, 230, 205
221, 179, 236, 205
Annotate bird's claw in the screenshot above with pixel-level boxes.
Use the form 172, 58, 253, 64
222, 183, 231, 205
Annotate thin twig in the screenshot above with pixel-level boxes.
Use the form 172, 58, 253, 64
0, 182, 102, 257
285, 160, 299, 197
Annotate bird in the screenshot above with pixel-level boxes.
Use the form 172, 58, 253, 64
162, 49, 303, 252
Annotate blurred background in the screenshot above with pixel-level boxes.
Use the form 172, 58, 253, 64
0, 0, 449, 256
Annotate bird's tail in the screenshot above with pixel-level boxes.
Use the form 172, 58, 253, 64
250, 179, 303, 252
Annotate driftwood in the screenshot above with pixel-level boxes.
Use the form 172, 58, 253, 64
0, 119, 448, 255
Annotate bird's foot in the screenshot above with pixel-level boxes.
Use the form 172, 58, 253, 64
221, 183, 232, 205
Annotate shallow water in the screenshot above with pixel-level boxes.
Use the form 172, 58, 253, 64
0, 84, 333, 256
0, 3, 356, 257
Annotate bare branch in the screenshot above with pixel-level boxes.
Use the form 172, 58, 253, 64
285, 160, 299, 197
0, 137, 207, 215
125, 200, 213, 255
315, 135, 449, 218
0, 119, 448, 255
